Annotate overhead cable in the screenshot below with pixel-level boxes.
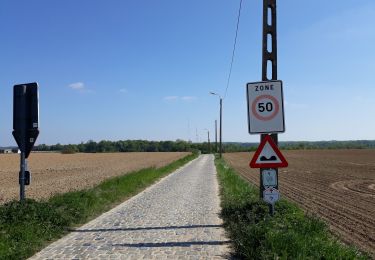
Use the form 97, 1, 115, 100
223, 0, 243, 99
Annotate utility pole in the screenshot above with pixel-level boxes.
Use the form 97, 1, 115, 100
215, 120, 218, 153
219, 97, 223, 158
204, 129, 211, 154
208, 130, 211, 153
261, 0, 278, 215
209, 92, 223, 158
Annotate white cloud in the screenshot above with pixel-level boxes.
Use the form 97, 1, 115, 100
68, 82, 85, 90
163, 96, 197, 102
181, 96, 197, 101
163, 96, 179, 101
67, 82, 95, 94
119, 88, 128, 94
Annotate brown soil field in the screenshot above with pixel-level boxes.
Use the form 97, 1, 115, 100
224, 150, 375, 256
0, 152, 189, 204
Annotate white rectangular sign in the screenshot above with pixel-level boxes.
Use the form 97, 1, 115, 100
262, 169, 277, 187
246, 80, 285, 134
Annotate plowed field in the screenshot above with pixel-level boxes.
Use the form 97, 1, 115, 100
0, 152, 189, 204
224, 150, 375, 256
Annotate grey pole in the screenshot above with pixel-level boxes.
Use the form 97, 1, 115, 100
207, 130, 211, 153
20, 152, 26, 201
261, 0, 278, 215
209, 92, 223, 158
219, 98, 223, 158
215, 120, 218, 153
19, 85, 27, 202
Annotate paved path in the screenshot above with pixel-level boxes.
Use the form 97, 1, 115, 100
31, 155, 231, 259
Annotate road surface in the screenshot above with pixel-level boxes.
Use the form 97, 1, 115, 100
30, 154, 230, 259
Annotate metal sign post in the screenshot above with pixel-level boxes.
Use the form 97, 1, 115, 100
19, 85, 27, 201
219, 98, 223, 158
246, 0, 286, 216
261, 0, 278, 216
12, 83, 39, 202
215, 120, 218, 153
19, 155, 26, 200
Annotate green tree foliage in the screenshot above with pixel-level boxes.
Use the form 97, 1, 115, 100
35, 140, 203, 153
61, 145, 78, 154
34, 140, 375, 154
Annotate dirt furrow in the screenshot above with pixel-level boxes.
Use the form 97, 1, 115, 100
224, 151, 375, 256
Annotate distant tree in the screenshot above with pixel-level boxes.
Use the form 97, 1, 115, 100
85, 140, 97, 153
50, 143, 63, 151
61, 145, 78, 154
34, 139, 375, 154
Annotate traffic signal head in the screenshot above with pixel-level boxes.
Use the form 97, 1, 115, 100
12, 83, 39, 158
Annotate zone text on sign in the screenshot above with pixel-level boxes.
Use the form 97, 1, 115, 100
255, 84, 274, 91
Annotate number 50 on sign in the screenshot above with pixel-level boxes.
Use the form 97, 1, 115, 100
246, 80, 285, 134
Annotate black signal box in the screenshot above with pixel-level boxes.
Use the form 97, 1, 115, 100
12, 83, 39, 158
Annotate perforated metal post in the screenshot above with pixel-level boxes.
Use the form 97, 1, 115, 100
262, 0, 277, 82
261, 0, 279, 215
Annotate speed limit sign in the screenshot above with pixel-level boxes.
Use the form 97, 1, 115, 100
246, 80, 285, 134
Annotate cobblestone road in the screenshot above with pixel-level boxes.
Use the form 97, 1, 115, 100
30, 154, 231, 259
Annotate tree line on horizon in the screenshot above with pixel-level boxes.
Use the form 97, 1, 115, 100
224, 140, 375, 152
35, 140, 197, 154
32, 139, 375, 154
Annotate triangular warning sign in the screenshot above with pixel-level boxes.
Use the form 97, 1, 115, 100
250, 135, 288, 168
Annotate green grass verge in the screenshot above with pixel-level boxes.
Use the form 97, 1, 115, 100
0, 153, 197, 260
215, 157, 369, 260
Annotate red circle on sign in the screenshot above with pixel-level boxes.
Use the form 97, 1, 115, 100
251, 95, 279, 121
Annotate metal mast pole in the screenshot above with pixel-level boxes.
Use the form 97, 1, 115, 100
261, 0, 278, 213
215, 120, 218, 153
207, 131, 211, 153
219, 98, 223, 158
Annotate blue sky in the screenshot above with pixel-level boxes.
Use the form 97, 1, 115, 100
0, 0, 374, 146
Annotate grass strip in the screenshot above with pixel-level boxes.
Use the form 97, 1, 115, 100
0, 153, 197, 260
215, 157, 369, 259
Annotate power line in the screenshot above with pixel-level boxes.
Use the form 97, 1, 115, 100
223, 0, 243, 99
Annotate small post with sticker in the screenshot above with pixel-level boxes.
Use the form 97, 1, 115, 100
12, 83, 39, 201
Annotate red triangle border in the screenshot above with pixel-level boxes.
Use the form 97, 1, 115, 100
249, 135, 288, 168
